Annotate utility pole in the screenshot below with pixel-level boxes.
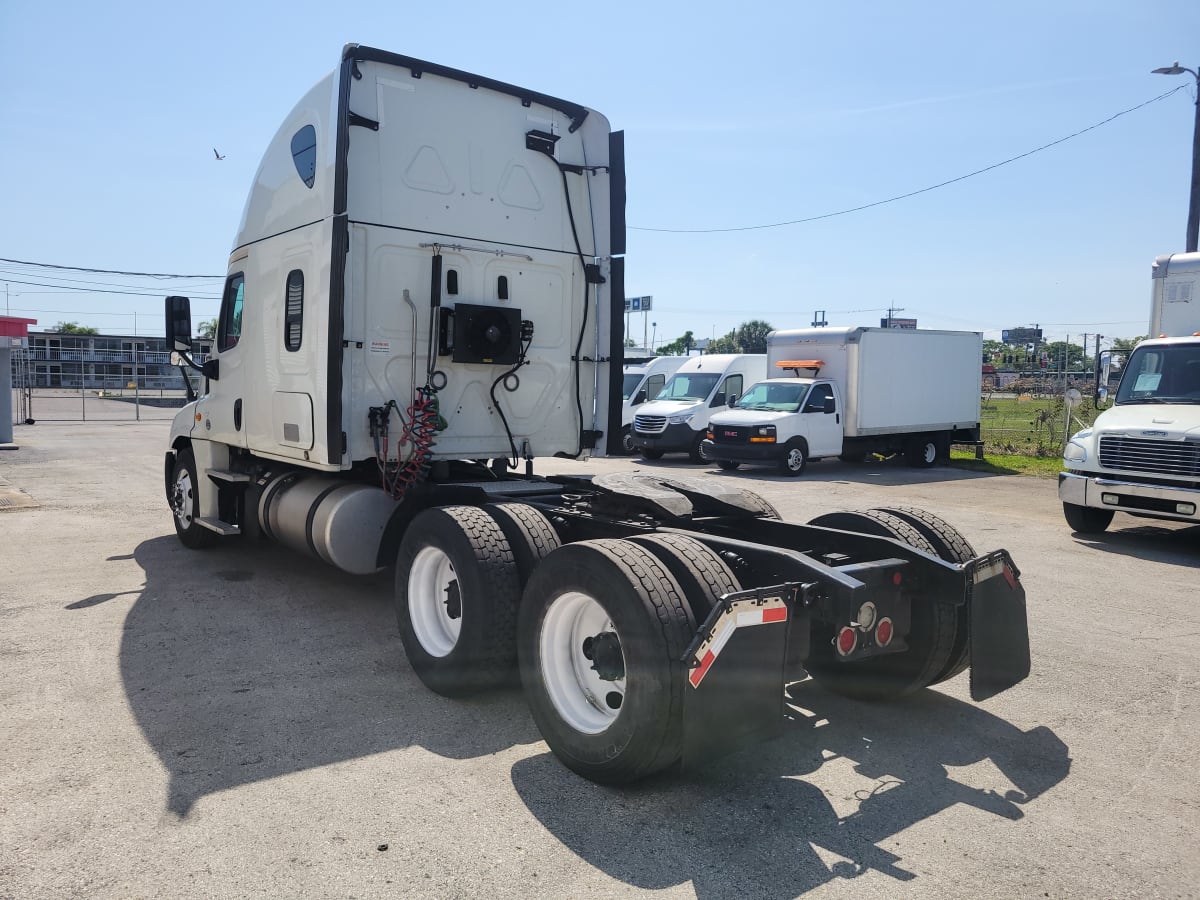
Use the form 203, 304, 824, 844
1152, 63, 1200, 253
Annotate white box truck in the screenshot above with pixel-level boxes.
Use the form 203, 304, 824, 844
1060, 252, 1200, 533
619, 356, 687, 452
703, 327, 983, 475
630, 354, 767, 461
162, 45, 1029, 784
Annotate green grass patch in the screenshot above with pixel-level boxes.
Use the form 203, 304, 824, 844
949, 448, 1062, 477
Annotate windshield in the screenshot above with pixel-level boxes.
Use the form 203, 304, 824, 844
735, 381, 808, 412
622, 373, 644, 401
1115, 345, 1200, 405
657, 372, 720, 402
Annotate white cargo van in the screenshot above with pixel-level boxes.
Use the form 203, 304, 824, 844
619, 356, 687, 452
704, 327, 982, 475
632, 354, 767, 461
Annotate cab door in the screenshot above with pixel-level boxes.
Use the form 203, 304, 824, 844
802, 382, 844, 456
194, 272, 248, 448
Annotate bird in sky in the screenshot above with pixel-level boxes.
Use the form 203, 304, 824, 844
213, 148, 226, 161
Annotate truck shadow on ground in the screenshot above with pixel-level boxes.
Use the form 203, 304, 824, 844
111, 535, 540, 817
511, 681, 1070, 900
1072, 521, 1200, 565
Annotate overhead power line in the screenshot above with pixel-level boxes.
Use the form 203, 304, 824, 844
0, 277, 222, 299
630, 85, 1187, 234
0, 256, 223, 279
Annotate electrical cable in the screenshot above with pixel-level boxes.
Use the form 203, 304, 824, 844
629, 85, 1188, 234
0, 257, 223, 279
489, 334, 534, 467
0, 277, 222, 299
556, 165, 593, 456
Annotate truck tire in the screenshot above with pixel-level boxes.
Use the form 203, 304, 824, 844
639, 448, 664, 461
169, 447, 219, 549
778, 440, 808, 477
620, 426, 636, 455
628, 532, 740, 622
485, 502, 561, 587
1063, 502, 1113, 534
688, 431, 712, 463
905, 435, 941, 467
717, 460, 740, 471
802, 509, 957, 700
518, 539, 694, 784
395, 505, 521, 697
871, 506, 975, 685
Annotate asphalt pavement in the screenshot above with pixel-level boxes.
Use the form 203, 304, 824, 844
1, 411, 1197, 899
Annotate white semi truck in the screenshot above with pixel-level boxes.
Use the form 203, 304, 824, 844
1060, 252, 1200, 533
164, 45, 1031, 783
703, 327, 983, 475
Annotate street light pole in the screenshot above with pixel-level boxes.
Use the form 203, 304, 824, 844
1152, 63, 1200, 253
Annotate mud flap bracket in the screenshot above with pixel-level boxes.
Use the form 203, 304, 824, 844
681, 585, 795, 772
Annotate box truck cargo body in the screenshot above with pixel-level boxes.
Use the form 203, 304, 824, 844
704, 327, 982, 475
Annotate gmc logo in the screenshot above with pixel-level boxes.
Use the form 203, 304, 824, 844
723, 430, 738, 437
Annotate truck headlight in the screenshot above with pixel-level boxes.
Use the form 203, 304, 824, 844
668, 413, 694, 425
1063, 441, 1087, 463
749, 425, 777, 443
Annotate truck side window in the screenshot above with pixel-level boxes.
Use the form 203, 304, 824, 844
290, 125, 317, 189
218, 274, 245, 353
711, 374, 742, 407
805, 383, 834, 412
644, 374, 665, 402
284, 270, 303, 352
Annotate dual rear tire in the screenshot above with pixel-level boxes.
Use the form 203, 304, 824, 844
395, 505, 740, 782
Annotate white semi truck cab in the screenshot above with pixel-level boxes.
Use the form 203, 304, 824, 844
1060, 252, 1200, 533
161, 45, 1031, 784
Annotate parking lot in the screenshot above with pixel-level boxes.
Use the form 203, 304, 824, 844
2, 409, 1198, 899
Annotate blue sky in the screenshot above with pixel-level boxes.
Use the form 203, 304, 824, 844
1, 1, 1197, 348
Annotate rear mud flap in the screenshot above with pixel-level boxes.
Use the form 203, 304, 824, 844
967, 550, 1031, 701
681, 588, 792, 772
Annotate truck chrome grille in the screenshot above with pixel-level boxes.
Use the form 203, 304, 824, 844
711, 425, 749, 444
634, 414, 667, 434
1098, 435, 1200, 477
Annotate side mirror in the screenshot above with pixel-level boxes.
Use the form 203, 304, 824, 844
824, 396, 836, 414
202, 358, 220, 381
166, 295, 193, 352
1095, 351, 1113, 405
727, 394, 738, 407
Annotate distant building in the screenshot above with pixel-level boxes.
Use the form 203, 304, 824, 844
12, 330, 212, 390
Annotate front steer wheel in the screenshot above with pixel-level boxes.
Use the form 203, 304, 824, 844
169, 448, 218, 549
518, 539, 695, 784
1063, 502, 1113, 534
395, 506, 521, 697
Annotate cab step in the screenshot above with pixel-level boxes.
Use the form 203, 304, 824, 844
196, 517, 241, 535
207, 469, 252, 483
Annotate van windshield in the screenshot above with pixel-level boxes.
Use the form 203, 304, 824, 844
735, 381, 808, 412
622, 373, 645, 400
657, 373, 719, 402
1115, 345, 1200, 404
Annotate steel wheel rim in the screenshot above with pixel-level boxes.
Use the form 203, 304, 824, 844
408, 545, 462, 657
921, 442, 936, 464
539, 591, 626, 735
786, 448, 804, 471
172, 468, 194, 528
